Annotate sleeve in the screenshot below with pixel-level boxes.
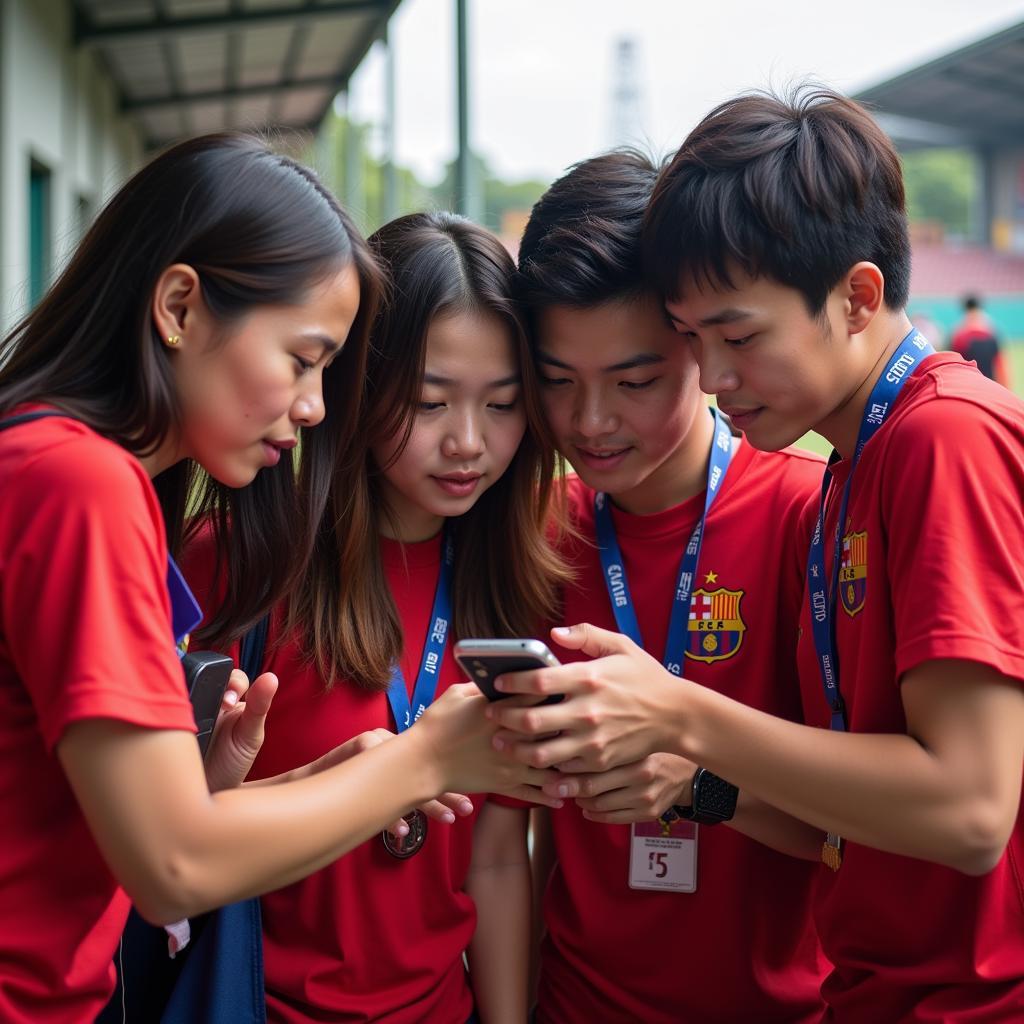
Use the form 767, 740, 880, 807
1, 438, 196, 750
882, 400, 1024, 686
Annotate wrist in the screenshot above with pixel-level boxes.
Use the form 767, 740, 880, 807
401, 722, 448, 801
673, 767, 738, 825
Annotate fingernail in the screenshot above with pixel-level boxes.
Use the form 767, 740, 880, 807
552, 799, 564, 808
442, 812, 455, 823
552, 627, 571, 638
224, 690, 239, 706
458, 800, 474, 815
557, 784, 571, 798
492, 736, 505, 751
493, 676, 507, 692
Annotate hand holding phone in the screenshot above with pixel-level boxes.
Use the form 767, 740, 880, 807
454, 638, 562, 702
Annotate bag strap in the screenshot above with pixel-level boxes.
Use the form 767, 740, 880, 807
239, 612, 270, 681
0, 410, 75, 432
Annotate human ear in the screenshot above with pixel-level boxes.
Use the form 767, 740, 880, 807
150, 263, 206, 348
842, 262, 885, 334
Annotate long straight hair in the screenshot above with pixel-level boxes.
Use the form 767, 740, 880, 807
288, 211, 570, 690
0, 132, 383, 643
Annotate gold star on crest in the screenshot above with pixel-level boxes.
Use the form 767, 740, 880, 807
704, 570, 718, 584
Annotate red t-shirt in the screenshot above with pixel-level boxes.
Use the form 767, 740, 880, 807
795, 354, 1024, 1021
537, 442, 828, 1024
0, 413, 196, 1024
185, 532, 483, 1024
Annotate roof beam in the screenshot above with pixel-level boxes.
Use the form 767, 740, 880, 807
76, 0, 390, 48
122, 75, 344, 114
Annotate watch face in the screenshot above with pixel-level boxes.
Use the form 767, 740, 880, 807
692, 769, 739, 823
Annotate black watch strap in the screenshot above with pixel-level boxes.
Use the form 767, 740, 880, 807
673, 767, 738, 825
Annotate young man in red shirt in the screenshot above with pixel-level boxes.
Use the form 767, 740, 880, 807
516, 151, 827, 1023
494, 91, 1024, 1021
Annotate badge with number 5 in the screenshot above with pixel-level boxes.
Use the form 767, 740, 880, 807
628, 819, 698, 892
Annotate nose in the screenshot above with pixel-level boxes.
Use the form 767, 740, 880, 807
442, 408, 485, 459
573, 384, 617, 439
695, 340, 740, 398
291, 374, 326, 429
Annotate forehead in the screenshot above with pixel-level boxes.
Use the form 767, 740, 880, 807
424, 308, 517, 376
537, 295, 676, 364
663, 268, 809, 325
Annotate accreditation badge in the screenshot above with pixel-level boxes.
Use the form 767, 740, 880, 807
628, 818, 698, 892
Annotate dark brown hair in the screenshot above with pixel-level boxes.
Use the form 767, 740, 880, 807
0, 131, 383, 643
287, 211, 569, 690
643, 87, 910, 314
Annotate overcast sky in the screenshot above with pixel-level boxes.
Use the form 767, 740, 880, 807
345, 0, 1024, 185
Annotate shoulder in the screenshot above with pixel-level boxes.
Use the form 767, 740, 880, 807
2, 418, 160, 527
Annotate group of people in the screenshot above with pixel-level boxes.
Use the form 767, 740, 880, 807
0, 86, 1021, 1024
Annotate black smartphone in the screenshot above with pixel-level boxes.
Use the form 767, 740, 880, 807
453, 638, 562, 702
181, 650, 234, 758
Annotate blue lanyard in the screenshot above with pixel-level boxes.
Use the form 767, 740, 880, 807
386, 528, 455, 732
595, 407, 735, 675
167, 555, 203, 656
807, 327, 934, 731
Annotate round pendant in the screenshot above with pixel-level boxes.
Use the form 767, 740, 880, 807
382, 809, 428, 859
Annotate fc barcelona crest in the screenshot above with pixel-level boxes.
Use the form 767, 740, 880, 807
838, 530, 867, 616
686, 587, 746, 664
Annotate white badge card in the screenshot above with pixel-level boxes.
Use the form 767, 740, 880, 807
628, 819, 698, 892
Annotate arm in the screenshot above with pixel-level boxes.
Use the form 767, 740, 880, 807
489, 630, 1023, 875
466, 802, 531, 1024
549, 752, 821, 860
57, 683, 561, 925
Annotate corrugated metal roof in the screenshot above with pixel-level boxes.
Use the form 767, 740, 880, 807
74, 0, 401, 149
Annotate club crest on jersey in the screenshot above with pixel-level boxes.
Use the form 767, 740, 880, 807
838, 530, 868, 616
686, 587, 746, 663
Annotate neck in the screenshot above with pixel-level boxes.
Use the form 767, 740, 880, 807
378, 484, 445, 544
137, 436, 182, 479
611, 405, 717, 516
816, 313, 915, 460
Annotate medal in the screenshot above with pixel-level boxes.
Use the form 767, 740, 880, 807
382, 809, 428, 859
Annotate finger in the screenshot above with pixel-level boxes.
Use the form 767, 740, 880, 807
543, 768, 631, 800
486, 700, 577, 736
384, 818, 411, 839
487, 663, 588, 699
230, 673, 279, 753
434, 791, 475, 817
417, 800, 457, 824
239, 672, 278, 718
494, 734, 607, 772
503, 785, 564, 809
575, 785, 646, 813
550, 622, 634, 658
221, 669, 249, 710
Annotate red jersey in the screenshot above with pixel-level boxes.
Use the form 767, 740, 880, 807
537, 441, 828, 1024
185, 532, 482, 1024
795, 354, 1024, 1021
0, 413, 196, 1024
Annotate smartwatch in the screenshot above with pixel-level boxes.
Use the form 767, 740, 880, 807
672, 767, 738, 825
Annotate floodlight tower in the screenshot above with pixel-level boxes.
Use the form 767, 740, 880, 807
610, 37, 644, 148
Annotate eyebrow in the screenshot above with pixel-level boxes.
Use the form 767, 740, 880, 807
301, 332, 341, 354
423, 372, 522, 388
665, 308, 755, 329
537, 350, 665, 373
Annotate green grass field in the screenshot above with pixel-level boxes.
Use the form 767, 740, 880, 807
792, 339, 1024, 458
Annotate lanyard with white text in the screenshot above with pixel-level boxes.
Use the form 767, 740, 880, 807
807, 328, 933, 870
386, 527, 455, 732
595, 407, 735, 675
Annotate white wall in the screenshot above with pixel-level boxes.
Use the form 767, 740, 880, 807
1, 0, 144, 331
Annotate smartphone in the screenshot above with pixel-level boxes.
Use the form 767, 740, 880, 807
454, 638, 562, 701
181, 650, 234, 758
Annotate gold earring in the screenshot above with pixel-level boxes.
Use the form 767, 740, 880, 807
165, 334, 181, 347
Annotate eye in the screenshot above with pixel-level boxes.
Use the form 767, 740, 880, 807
294, 356, 315, 374
620, 378, 657, 391
418, 401, 445, 412
724, 335, 754, 348
540, 375, 571, 387
488, 399, 519, 412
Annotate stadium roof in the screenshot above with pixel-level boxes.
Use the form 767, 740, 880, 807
855, 19, 1024, 148
73, 0, 401, 150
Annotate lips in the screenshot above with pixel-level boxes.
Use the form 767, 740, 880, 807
718, 405, 763, 430
571, 443, 632, 472
432, 473, 482, 497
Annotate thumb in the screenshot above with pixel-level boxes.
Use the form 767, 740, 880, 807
233, 673, 279, 749
550, 622, 631, 658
